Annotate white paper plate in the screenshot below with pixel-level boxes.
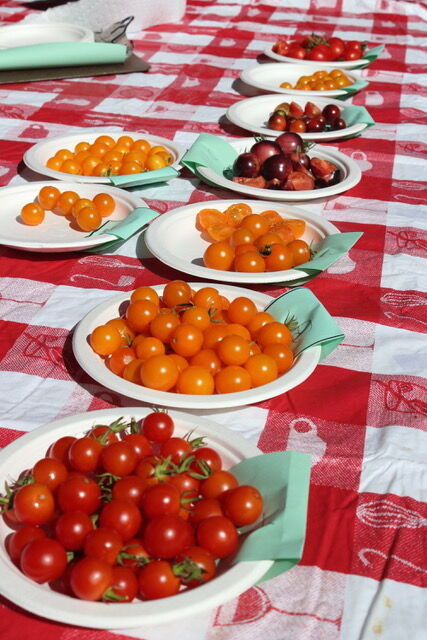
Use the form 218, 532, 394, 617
24, 130, 186, 184
145, 199, 339, 284
264, 44, 370, 69
240, 63, 359, 97
0, 182, 145, 253
197, 138, 361, 202
72, 283, 321, 409
226, 94, 367, 141
0, 407, 272, 628
0, 23, 94, 49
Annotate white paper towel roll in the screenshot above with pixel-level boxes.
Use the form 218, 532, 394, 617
21, 0, 187, 35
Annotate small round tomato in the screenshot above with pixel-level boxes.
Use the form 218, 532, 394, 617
126, 300, 158, 333
190, 348, 222, 375
57, 476, 101, 515
141, 411, 174, 443
119, 537, 150, 570
216, 334, 250, 366
214, 365, 252, 394
262, 343, 294, 374
93, 193, 115, 217
7, 525, 46, 563
20, 202, 45, 226
167, 473, 200, 500
327, 37, 345, 60
175, 546, 216, 588
190, 498, 223, 525
101, 441, 138, 477
21, 538, 67, 583
234, 251, 265, 273
14, 483, 55, 525
200, 470, 238, 500
140, 355, 179, 392
32, 457, 68, 491
263, 244, 294, 272
55, 510, 93, 550
112, 475, 147, 504
143, 514, 194, 559
47, 436, 77, 466
105, 565, 138, 602
256, 321, 292, 348
176, 365, 215, 395
307, 44, 332, 61
140, 483, 181, 518
191, 447, 222, 474
288, 239, 311, 265
100, 499, 142, 541
90, 324, 122, 356
70, 557, 112, 601
170, 324, 204, 358
203, 241, 235, 271
68, 436, 103, 474
287, 43, 306, 59
222, 485, 264, 526
160, 437, 192, 464
197, 515, 238, 558
122, 433, 153, 460
138, 560, 180, 600
244, 353, 278, 387
162, 280, 192, 308
84, 527, 123, 565
107, 346, 136, 376
38, 185, 60, 210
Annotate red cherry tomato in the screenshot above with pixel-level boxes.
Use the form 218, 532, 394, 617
143, 514, 194, 559
32, 457, 68, 491
100, 441, 138, 477
57, 476, 101, 514
55, 510, 93, 550
100, 499, 142, 541
20, 538, 67, 583
7, 525, 46, 563
197, 515, 239, 558
222, 485, 264, 526
138, 560, 180, 600
14, 483, 55, 525
105, 566, 138, 602
141, 483, 181, 518
287, 43, 306, 59
175, 546, 216, 588
83, 527, 123, 565
70, 557, 112, 601
141, 411, 174, 443
200, 470, 238, 499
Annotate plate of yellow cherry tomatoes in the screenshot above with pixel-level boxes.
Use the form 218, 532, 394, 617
23, 130, 185, 183
0, 181, 145, 252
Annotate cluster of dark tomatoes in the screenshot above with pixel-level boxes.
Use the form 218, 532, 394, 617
232, 133, 340, 191
2, 412, 263, 602
268, 101, 346, 134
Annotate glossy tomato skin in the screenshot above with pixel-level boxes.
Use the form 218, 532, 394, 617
112, 475, 147, 504
83, 527, 123, 565
55, 510, 93, 550
190, 498, 223, 525
70, 556, 112, 601
197, 516, 239, 558
47, 436, 77, 467
167, 473, 200, 501
7, 525, 46, 563
68, 437, 103, 474
222, 485, 264, 526
191, 447, 222, 473
175, 546, 216, 588
106, 566, 138, 602
100, 441, 138, 477
57, 476, 101, 515
160, 437, 192, 464
200, 470, 238, 499
122, 433, 153, 460
99, 499, 142, 541
143, 514, 195, 559
141, 411, 174, 443
14, 483, 55, 525
20, 538, 67, 583
140, 483, 181, 518
32, 458, 68, 492
138, 560, 180, 600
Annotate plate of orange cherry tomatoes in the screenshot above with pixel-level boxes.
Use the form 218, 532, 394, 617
23, 130, 185, 184
144, 200, 339, 284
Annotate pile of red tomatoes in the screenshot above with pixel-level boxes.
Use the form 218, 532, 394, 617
273, 33, 366, 62
2, 412, 264, 602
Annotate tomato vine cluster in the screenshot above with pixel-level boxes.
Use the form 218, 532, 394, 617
2, 413, 264, 602
89, 280, 297, 395
20, 185, 116, 231
273, 33, 367, 63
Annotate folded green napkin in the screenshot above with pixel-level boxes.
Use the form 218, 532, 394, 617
181, 133, 236, 186
285, 231, 362, 286
340, 104, 375, 128
337, 77, 369, 100
84, 206, 159, 253
264, 287, 344, 359
231, 451, 311, 582
353, 44, 385, 68
109, 166, 179, 188
0, 42, 127, 71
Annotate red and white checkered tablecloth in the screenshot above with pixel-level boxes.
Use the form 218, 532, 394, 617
0, 0, 426, 638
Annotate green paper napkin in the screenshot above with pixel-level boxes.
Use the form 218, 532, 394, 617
181, 133, 237, 185
352, 44, 385, 68
284, 231, 362, 286
84, 207, 159, 253
109, 166, 179, 188
230, 451, 311, 582
341, 104, 375, 128
337, 77, 369, 100
264, 287, 344, 359
0, 42, 127, 71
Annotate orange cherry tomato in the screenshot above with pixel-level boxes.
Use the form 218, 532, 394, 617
76, 207, 102, 232
122, 359, 144, 384
38, 186, 60, 210
214, 366, 251, 393
162, 281, 192, 308
131, 139, 151, 154
224, 203, 252, 227
140, 355, 178, 391
227, 297, 258, 325
234, 243, 258, 256
107, 347, 136, 376
203, 242, 235, 271
256, 321, 292, 348
176, 366, 215, 395
146, 154, 167, 171
134, 337, 165, 361
46, 156, 63, 171
169, 354, 189, 374
206, 224, 235, 242
74, 149, 91, 163
149, 312, 180, 344
196, 209, 226, 230
119, 161, 143, 175
181, 306, 211, 331
74, 141, 91, 153
130, 287, 160, 306
94, 135, 115, 148
60, 159, 81, 175
281, 219, 306, 238
229, 227, 255, 248
126, 300, 158, 333
233, 251, 265, 273
263, 243, 294, 271
89, 143, 108, 158
170, 324, 204, 358
104, 149, 125, 164
54, 191, 79, 216
117, 135, 134, 148
288, 239, 311, 265
81, 156, 101, 176
247, 312, 275, 338
91, 163, 109, 177
216, 334, 250, 366
190, 349, 222, 375
106, 318, 135, 346
254, 232, 283, 251
241, 214, 270, 239
244, 354, 278, 387
72, 198, 95, 219
259, 210, 282, 226
224, 323, 251, 341
20, 202, 45, 226
192, 287, 222, 312
90, 325, 122, 356
55, 148, 74, 162
93, 193, 115, 217
262, 343, 294, 374
202, 324, 228, 350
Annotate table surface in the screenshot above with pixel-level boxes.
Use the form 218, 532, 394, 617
0, 1, 426, 639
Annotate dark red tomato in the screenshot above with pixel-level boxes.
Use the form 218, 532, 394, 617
342, 46, 362, 61
105, 566, 138, 602
55, 510, 93, 550
100, 499, 142, 541
119, 537, 150, 570
160, 437, 192, 464
68, 437, 103, 474
138, 560, 180, 600
47, 436, 77, 467
167, 473, 200, 500
287, 43, 306, 59
84, 527, 123, 565
268, 112, 287, 131
307, 44, 332, 61
190, 498, 223, 525
140, 483, 181, 518
175, 546, 216, 588
327, 37, 345, 60
200, 470, 238, 500
191, 447, 222, 474
141, 411, 174, 443
20, 538, 67, 583
88, 425, 119, 445
32, 458, 68, 492
143, 514, 194, 559
14, 483, 55, 525
7, 525, 46, 563
197, 516, 239, 558
222, 485, 264, 526
122, 433, 152, 460
112, 475, 146, 504
100, 442, 138, 477
347, 40, 363, 53
2, 507, 21, 529
57, 476, 101, 515
70, 556, 112, 601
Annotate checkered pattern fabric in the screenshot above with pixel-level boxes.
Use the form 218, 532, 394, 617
0, 1, 426, 639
